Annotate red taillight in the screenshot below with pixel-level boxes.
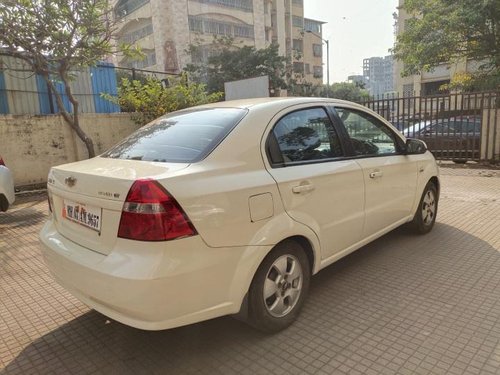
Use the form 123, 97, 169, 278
118, 179, 197, 241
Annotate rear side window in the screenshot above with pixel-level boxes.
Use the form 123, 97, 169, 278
102, 108, 247, 163
270, 107, 343, 164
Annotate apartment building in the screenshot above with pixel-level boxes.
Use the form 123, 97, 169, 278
394, 0, 477, 96
362, 56, 394, 97
111, 0, 325, 85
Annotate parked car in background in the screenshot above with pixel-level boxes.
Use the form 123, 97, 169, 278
401, 116, 481, 163
0, 155, 15, 212
40, 98, 440, 333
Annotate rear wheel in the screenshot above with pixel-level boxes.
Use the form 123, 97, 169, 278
410, 182, 438, 234
248, 240, 310, 333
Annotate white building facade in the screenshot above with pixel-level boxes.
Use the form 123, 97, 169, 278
112, 0, 325, 85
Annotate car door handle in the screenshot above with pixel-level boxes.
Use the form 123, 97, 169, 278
292, 183, 315, 194
369, 171, 383, 179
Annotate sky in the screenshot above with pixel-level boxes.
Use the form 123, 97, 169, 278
304, 0, 399, 83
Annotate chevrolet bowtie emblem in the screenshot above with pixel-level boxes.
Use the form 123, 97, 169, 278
64, 176, 77, 187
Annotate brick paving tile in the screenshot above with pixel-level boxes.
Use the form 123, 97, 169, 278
0, 170, 499, 374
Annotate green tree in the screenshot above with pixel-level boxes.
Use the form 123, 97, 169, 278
393, 0, 500, 90
0, 0, 138, 157
106, 76, 223, 125
185, 38, 288, 95
320, 83, 370, 101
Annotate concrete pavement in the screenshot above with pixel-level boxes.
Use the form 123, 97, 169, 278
1, 167, 499, 374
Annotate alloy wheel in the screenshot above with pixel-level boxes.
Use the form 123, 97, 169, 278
263, 254, 303, 318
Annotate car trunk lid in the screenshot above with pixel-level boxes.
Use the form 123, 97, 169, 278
48, 157, 190, 255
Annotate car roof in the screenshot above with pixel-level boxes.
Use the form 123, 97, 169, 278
193, 97, 368, 112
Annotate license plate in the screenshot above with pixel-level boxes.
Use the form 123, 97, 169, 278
62, 200, 101, 232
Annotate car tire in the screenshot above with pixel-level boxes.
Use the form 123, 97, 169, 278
0, 194, 8, 212
410, 181, 438, 234
248, 240, 310, 333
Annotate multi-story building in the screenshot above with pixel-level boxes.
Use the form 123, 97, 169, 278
111, 0, 325, 85
394, 0, 476, 96
362, 56, 394, 97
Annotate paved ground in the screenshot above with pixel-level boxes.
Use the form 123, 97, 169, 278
1, 167, 499, 375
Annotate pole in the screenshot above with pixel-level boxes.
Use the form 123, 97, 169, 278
325, 39, 330, 87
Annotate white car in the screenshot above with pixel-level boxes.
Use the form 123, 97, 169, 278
40, 98, 439, 332
0, 155, 15, 212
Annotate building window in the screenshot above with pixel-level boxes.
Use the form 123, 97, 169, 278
123, 50, 156, 69
313, 66, 322, 78
192, 0, 254, 12
422, 80, 450, 96
188, 16, 255, 39
234, 25, 254, 38
292, 16, 304, 28
305, 63, 310, 74
190, 45, 220, 64
120, 22, 154, 44
312, 44, 322, 57
292, 39, 303, 52
402, 83, 414, 97
115, 0, 149, 19
304, 19, 321, 33
292, 0, 303, 6
293, 62, 304, 74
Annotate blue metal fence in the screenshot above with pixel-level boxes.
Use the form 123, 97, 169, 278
0, 58, 120, 115
36, 75, 71, 114
91, 62, 120, 113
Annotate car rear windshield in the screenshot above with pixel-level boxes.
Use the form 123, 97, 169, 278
101, 108, 248, 163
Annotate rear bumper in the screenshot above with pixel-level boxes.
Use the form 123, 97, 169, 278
39, 220, 271, 330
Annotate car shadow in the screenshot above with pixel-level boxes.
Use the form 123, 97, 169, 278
3, 222, 500, 374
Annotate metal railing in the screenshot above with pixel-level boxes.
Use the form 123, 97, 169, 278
360, 92, 500, 163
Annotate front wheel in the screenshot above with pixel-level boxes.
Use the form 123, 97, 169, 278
248, 240, 310, 333
410, 181, 438, 234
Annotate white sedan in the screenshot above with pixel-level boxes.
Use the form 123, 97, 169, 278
0, 155, 15, 212
40, 98, 439, 332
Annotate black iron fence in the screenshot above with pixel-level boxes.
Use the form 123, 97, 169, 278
360, 92, 500, 163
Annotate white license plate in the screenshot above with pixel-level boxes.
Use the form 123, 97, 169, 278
62, 200, 102, 232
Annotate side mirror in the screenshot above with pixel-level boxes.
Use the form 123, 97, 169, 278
405, 138, 428, 154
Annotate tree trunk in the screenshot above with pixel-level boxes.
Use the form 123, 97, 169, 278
42, 75, 96, 158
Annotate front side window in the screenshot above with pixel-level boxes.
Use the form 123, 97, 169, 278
271, 108, 343, 164
335, 107, 398, 156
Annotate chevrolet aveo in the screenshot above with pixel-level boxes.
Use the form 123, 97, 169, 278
40, 98, 439, 332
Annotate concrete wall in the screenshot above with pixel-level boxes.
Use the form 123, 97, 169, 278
0, 113, 141, 187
